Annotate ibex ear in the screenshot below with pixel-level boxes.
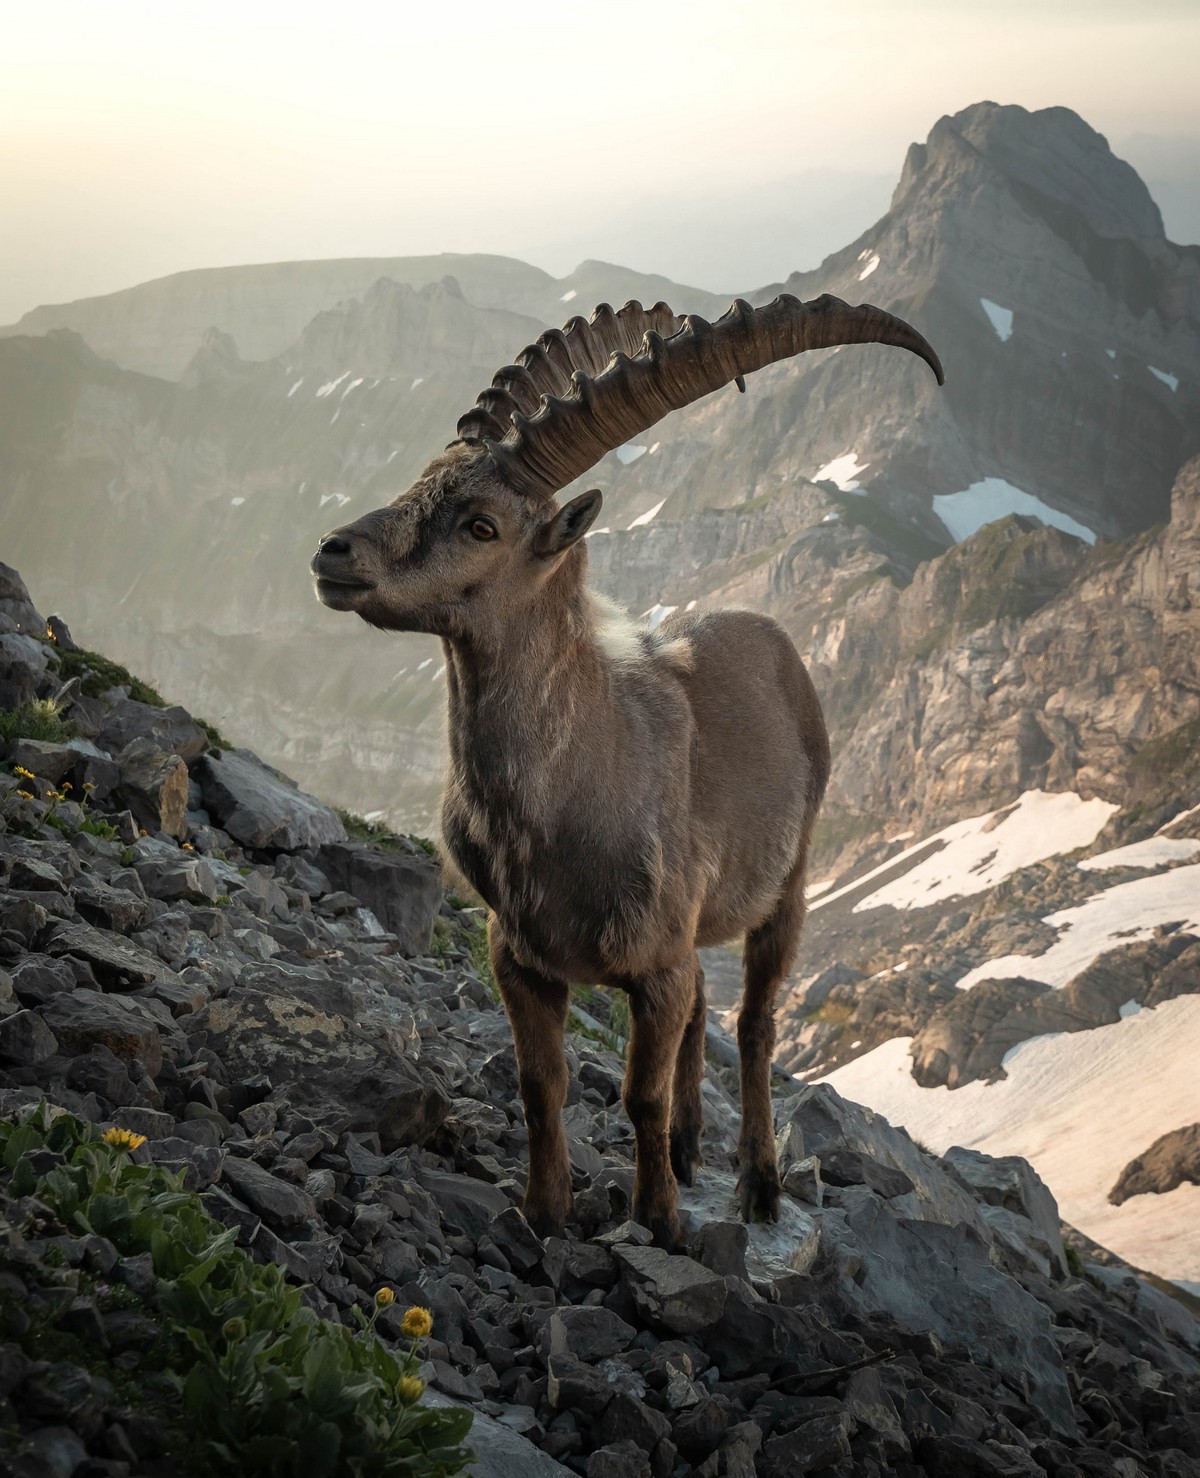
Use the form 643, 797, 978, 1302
532, 489, 603, 558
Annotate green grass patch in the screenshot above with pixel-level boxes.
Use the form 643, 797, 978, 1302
53, 646, 167, 707
0, 1105, 472, 1478
830, 493, 944, 567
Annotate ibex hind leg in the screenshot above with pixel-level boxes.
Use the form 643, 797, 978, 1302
737, 857, 808, 1223
670, 961, 707, 1188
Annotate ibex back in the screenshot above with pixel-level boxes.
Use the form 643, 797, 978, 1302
312, 293, 943, 1246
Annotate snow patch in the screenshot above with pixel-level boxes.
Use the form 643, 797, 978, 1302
932, 478, 1096, 545
287, 378, 304, 397
583, 528, 611, 538
1079, 837, 1200, 872
1158, 802, 1200, 836
341, 376, 365, 399
979, 298, 1014, 341
806, 878, 836, 899
410, 377, 424, 391
1105, 349, 1116, 360
644, 604, 677, 629
1148, 365, 1179, 392
814, 452, 870, 492
685, 599, 697, 611
857, 251, 880, 281
431, 664, 445, 681
230, 497, 245, 507
616, 444, 648, 465
628, 499, 665, 529
955, 864, 1200, 991
386, 449, 399, 463
316, 371, 351, 398
809, 791, 1116, 917
816, 994, 1200, 1285
649, 442, 660, 455
416, 657, 433, 671
560, 289, 578, 302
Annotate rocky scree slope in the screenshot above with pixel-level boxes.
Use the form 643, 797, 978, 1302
1, 563, 1199, 1477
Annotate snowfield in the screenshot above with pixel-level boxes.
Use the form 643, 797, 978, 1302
933, 478, 1097, 545
817, 994, 1200, 1287
955, 863, 1200, 990
809, 790, 1116, 916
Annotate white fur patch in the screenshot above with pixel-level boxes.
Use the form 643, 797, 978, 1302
588, 593, 646, 665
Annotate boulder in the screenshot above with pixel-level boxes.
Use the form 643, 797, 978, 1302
45, 921, 163, 989
96, 700, 208, 764
316, 841, 441, 956
1108, 1123, 1200, 1206
198, 749, 347, 852
40, 989, 164, 1076
778, 1083, 988, 1237
611, 1245, 727, 1334
819, 1191, 1076, 1436
221, 1157, 317, 1229
190, 965, 448, 1150
0, 561, 46, 633
0, 1009, 60, 1064
943, 1145, 1068, 1277
113, 739, 189, 838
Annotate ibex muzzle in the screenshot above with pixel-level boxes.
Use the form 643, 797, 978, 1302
312, 293, 943, 1245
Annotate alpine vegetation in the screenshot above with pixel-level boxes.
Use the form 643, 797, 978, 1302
311, 292, 943, 1245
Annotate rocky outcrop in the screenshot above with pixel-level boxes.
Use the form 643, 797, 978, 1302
822, 457, 1200, 853
1110, 1124, 1200, 1206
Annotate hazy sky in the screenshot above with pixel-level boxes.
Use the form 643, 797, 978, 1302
3, 0, 1198, 322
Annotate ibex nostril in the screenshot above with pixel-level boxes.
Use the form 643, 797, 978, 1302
320, 535, 352, 556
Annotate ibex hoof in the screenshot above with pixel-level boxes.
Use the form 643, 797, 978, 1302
738, 1165, 782, 1225
645, 1213, 684, 1251
670, 1127, 703, 1188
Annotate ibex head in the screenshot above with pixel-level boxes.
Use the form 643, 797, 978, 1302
311, 294, 944, 635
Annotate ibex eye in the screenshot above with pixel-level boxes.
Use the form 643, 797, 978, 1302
469, 518, 497, 541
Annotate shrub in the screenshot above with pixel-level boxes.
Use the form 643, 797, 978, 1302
0, 1106, 472, 1478
0, 697, 72, 744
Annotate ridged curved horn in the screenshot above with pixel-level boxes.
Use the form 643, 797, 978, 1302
455, 293, 944, 499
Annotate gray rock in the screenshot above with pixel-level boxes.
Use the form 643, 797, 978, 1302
45, 919, 164, 988
198, 748, 347, 852
821, 1191, 1076, 1437
612, 1245, 727, 1335
4, 738, 79, 786
761, 1412, 852, 1476
316, 840, 442, 956
134, 854, 221, 904
424, 1387, 575, 1477
538, 1306, 638, 1363
113, 738, 190, 838
72, 878, 149, 933
222, 1156, 317, 1229
943, 1145, 1068, 1277
779, 1083, 988, 1237
415, 1172, 513, 1241
41, 988, 164, 1076
782, 1155, 823, 1206
97, 699, 208, 763
0, 1008, 59, 1064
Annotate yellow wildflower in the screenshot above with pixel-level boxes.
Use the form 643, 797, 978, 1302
82, 781, 96, 792
16, 790, 34, 801
61, 782, 72, 793
374, 1287, 396, 1308
101, 1127, 147, 1152
181, 841, 195, 851
400, 1306, 433, 1339
14, 767, 35, 780
395, 1375, 424, 1405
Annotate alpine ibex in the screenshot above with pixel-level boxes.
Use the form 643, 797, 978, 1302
311, 293, 943, 1246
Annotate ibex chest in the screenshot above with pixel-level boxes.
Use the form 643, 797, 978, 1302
441, 785, 668, 982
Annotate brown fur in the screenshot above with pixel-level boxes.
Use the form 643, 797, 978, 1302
311, 443, 830, 1245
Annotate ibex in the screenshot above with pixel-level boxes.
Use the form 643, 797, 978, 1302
312, 293, 943, 1246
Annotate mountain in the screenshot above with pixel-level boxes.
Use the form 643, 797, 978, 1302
1, 562, 1198, 1478
2, 101, 1197, 838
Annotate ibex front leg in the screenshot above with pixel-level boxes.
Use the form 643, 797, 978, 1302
623, 962, 694, 1248
490, 923, 572, 1237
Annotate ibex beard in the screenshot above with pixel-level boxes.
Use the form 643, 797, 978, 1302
312, 293, 943, 1248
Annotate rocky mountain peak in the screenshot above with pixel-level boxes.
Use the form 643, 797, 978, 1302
894, 100, 1166, 241
179, 326, 243, 387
